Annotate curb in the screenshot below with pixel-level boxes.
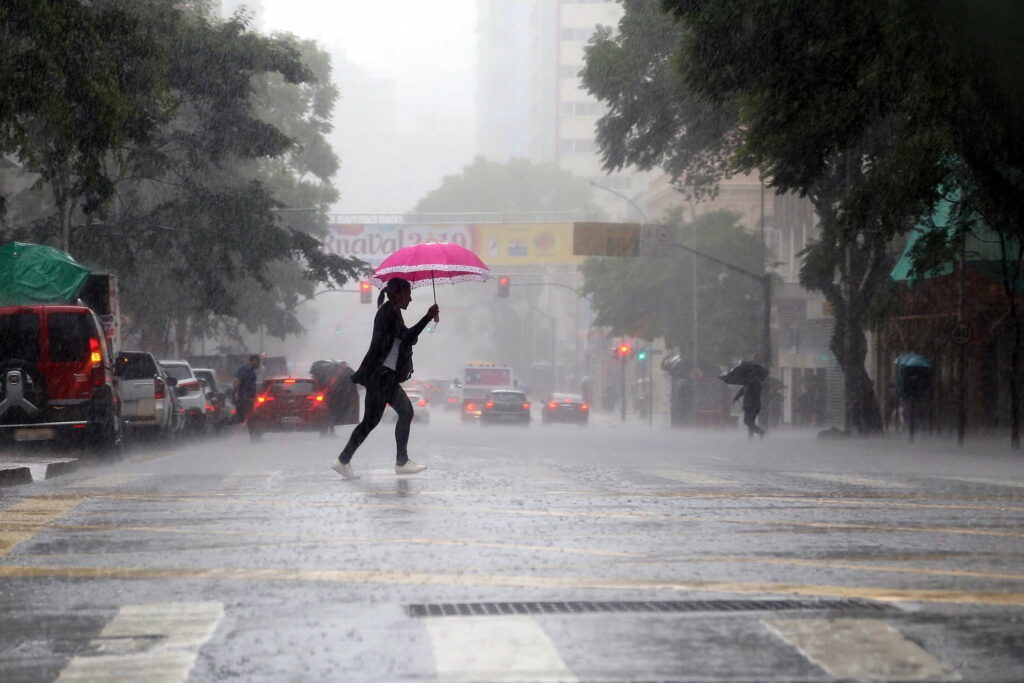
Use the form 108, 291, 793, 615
0, 466, 33, 487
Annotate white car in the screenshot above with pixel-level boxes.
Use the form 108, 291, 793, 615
159, 360, 209, 435
383, 388, 430, 424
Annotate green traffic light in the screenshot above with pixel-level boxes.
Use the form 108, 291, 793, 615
637, 350, 648, 361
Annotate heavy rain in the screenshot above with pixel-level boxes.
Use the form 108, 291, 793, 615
1, 1, 1023, 681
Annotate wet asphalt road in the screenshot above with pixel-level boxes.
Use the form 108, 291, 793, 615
1, 412, 1024, 682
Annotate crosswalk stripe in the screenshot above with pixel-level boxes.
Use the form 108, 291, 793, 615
763, 618, 959, 681
56, 602, 223, 683
0, 496, 85, 557
426, 615, 576, 682
648, 469, 730, 485
790, 472, 912, 489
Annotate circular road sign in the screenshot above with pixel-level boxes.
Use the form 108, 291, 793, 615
951, 323, 972, 345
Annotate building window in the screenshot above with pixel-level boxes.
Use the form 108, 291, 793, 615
560, 27, 596, 41
560, 139, 598, 154
560, 102, 604, 116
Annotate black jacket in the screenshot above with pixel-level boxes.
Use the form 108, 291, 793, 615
351, 303, 433, 385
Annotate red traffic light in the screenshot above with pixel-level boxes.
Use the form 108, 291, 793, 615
359, 280, 372, 304
617, 343, 631, 358
497, 275, 510, 298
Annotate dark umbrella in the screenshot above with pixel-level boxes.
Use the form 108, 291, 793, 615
719, 360, 769, 386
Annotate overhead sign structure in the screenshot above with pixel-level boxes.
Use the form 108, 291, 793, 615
639, 224, 678, 257
572, 222, 641, 257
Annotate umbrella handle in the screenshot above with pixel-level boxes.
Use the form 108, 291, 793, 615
432, 270, 436, 304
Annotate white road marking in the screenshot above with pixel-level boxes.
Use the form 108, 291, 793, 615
56, 602, 223, 683
67, 473, 150, 489
763, 618, 959, 681
790, 472, 912, 489
498, 466, 578, 485
648, 469, 730, 485
426, 615, 577, 682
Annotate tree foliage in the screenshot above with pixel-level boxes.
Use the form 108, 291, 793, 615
413, 156, 594, 215
1, 1, 367, 353
581, 209, 767, 367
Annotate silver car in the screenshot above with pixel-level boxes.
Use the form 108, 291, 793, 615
159, 360, 208, 436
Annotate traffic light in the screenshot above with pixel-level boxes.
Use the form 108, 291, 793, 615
636, 348, 648, 362
616, 342, 631, 359
359, 280, 372, 304
497, 276, 510, 298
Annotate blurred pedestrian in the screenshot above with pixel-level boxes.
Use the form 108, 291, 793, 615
326, 361, 360, 434
233, 354, 261, 423
332, 278, 439, 480
733, 377, 766, 440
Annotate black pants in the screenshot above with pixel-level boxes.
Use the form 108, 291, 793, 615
743, 408, 765, 438
339, 368, 413, 465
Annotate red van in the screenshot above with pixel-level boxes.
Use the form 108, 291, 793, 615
0, 304, 121, 451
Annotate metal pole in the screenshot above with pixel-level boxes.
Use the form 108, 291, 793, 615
620, 356, 627, 423
958, 233, 966, 445
648, 352, 654, 427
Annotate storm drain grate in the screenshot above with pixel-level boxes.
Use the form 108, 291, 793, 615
405, 599, 887, 618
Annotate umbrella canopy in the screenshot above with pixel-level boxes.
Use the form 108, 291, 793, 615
719, 360, 769, 386
894, 353, 932, 368
0, 242, 90, 306
370, 242, 492, 291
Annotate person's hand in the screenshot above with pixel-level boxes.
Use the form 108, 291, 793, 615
427, 303, 440, 322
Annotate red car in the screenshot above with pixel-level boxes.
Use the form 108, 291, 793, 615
248, 377, 328, 440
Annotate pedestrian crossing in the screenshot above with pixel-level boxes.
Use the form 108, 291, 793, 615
46, 602, 965, 682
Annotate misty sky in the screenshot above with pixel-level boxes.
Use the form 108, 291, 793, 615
229, 0, 479, 214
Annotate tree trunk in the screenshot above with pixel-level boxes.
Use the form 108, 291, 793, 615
1010, 301, 1021, 449
829, 302, 884, 435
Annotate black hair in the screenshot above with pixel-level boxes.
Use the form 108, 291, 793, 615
378, 278, 410, 307
248, 354, 260, 363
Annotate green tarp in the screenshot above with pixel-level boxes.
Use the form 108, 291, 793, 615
0, 242, 91, 306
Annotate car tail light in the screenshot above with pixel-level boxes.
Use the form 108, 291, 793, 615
307, 393, 325, 402
257, 395, 274, 404
89, 337, 102, 364
465, 402, 477, 412
547, 401, 558, 410
581, 403, 589, 411
484, 401, 494, 410
447, 396, 457, 403
417, 399, 427, 407
284, 378, 296, 384
205, 403, 214, 413
154, 377, 166, 400
522, 403, 530, 410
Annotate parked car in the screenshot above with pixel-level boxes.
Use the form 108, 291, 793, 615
480, 390, 531, 426
0, 304, 121, 451
248, 376, 329, 440
159, 360, 208, 435
541, 392, 590, 426
192, 367, 234, 433
115, 351, 180, 441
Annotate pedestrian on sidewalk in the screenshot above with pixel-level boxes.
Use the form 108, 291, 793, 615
332, 277, 439, 480
733, 377, 766, 440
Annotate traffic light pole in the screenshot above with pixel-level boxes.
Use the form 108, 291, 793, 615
621, 356, 627, 423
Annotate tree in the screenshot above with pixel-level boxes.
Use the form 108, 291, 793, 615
413, 157, 595, 214
581, 209, 767, 367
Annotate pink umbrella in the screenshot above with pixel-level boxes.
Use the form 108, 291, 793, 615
370, 242, 493, 303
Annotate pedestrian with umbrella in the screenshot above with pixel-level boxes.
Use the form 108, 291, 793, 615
331, 242, 491, 480
721, 360, 769, 440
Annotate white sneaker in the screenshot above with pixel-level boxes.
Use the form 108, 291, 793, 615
331, 461, 359, 480
395, 459, 427, 475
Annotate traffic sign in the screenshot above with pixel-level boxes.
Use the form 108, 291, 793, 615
639, 224, 677, 257
573, 222, 640, 257
952, 323, 972, 345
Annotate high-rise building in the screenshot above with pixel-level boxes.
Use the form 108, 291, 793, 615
476, 0, 651, 219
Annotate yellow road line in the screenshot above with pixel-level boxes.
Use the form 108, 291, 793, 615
45, 523, 642, 558
0, 496, 86, 557
1, 564, 1023, 606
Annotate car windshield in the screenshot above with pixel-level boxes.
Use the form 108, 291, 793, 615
116, 353, 157, 379
161, 364, 192, 381
490, 391, 526, 403
551, 393, 583, 402
194, 370, 216, 388
0, 312, 40, 364
268, 380, 316, 395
